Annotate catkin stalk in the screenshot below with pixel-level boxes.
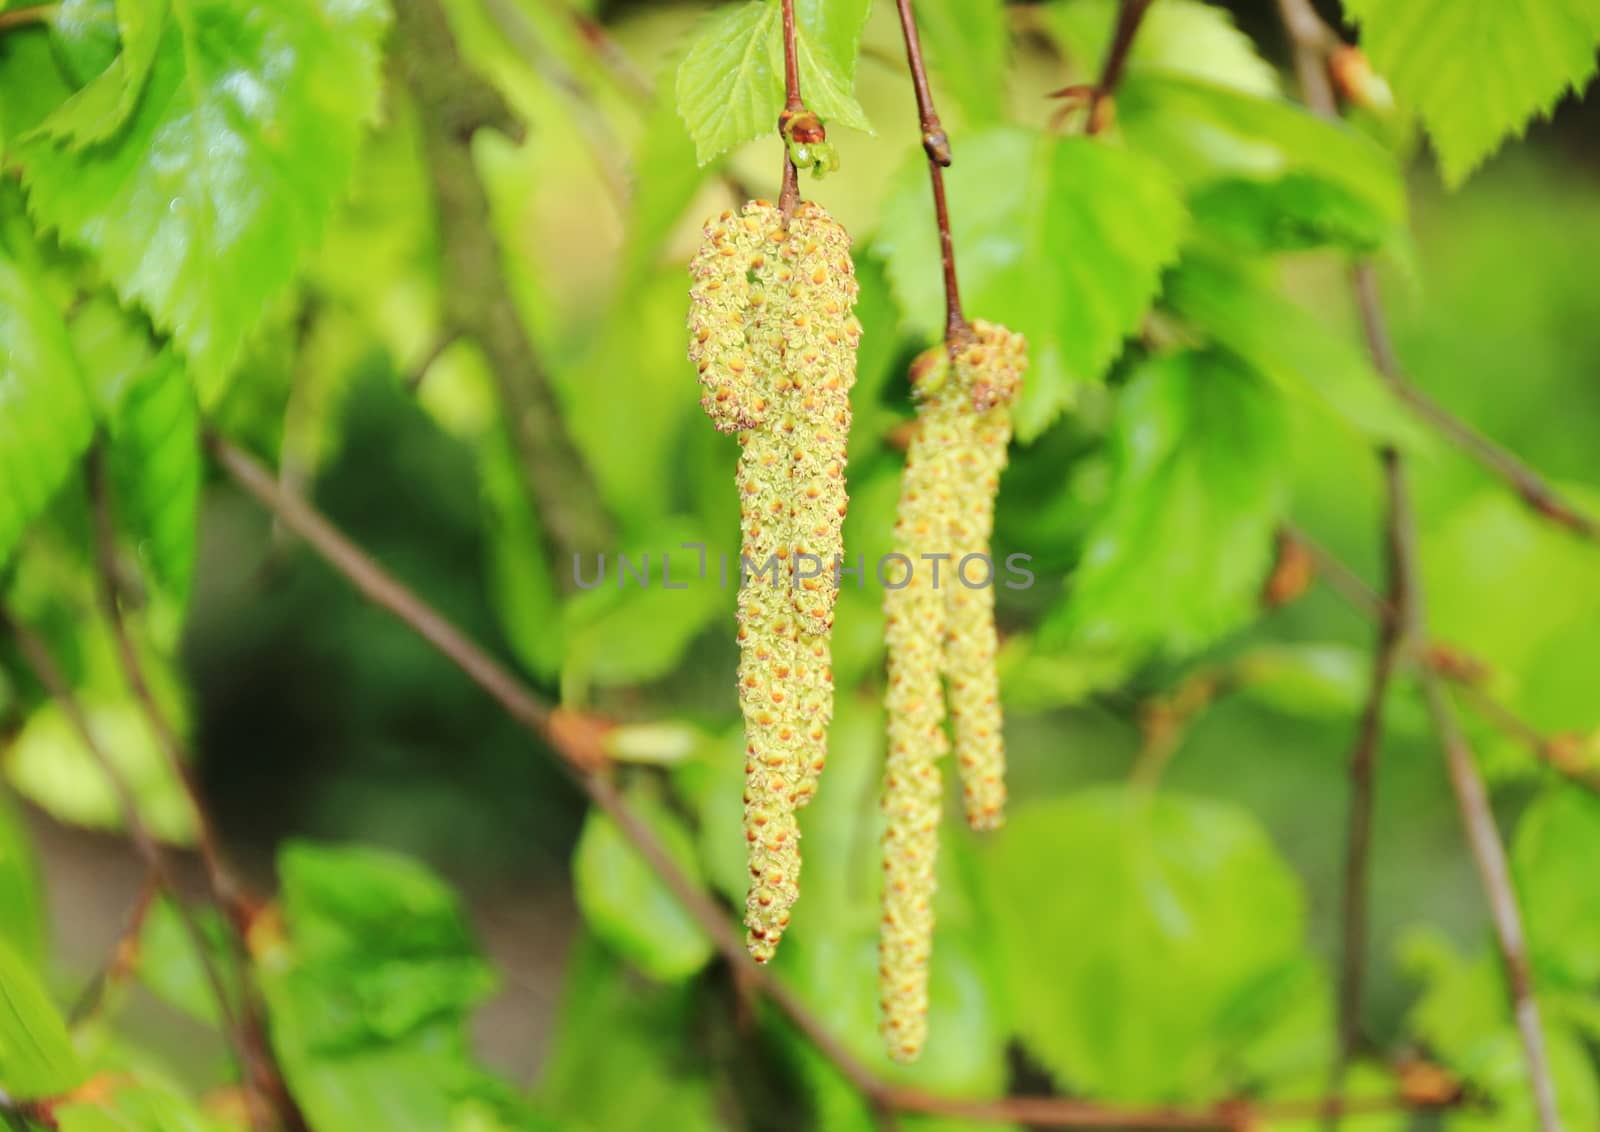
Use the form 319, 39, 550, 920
689, 200, 858, 963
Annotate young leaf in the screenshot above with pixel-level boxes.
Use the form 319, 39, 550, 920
1041, 350, 1288, 658
1044, 0, 1279, 97
874, 128, 1186, 439
912, 0, 1011, 126
0, 938, 84, 1101
32, 0, 170, 148
984, 787, 1312, 1100
1344, 0, 1600, 188
1515, 789, 1600, 988
572, 788, 714, 983
674, 0, 870, 166
0, 0, 390, 396
0, 190, 94, 570
0, 793, 46, 973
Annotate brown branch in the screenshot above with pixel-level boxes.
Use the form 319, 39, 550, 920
85, 449, 306, 1132
891, 0, 966, 340
0, 612, 272, 1132
1088, 0, 1154, 134
1328, 447, 1407, 1112
389, 0, 615, 576
1277, 4, 1565, 1124
0, 4, 56, 32
778, 0, 804, 216
206, 432, 1466, 1131
69, 872, 160, 1026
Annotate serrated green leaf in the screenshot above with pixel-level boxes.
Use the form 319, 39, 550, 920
674, 0, 870, 166
1165, 250, 1427, 449
33, 0, 169, 148
0, 937, 84, 1101
0, 188, 94, 570
794, 0, 871, 74
108, 350, 199, 609
1044, 0, 1279, 97
912, 0, 1009, 125
1345, 0, 1600, 187
1042, 350, 1288, 658
572, 787, 713, 982
874, 128, 1186, 439
0, 0, 390, 394
984, 786, 1311, 1100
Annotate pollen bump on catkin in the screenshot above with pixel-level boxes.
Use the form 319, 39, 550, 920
945, 323, 1026, 832
689, 199, 860, 962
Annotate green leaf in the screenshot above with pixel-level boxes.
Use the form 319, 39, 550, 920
133, 896, 231, 1025
572, 787, 714, 982
0, 937, 84, 1101
794, 0, 871, 75
0, 793, 45, 970
1042, 350, 1288, 658
1044, 0, 1279, 97
1116, 75, 1405, 252
1164, 250, 1426, 448
274, 841, 498, 1048
33, 0, 170, 148
674, 0, 870, 166
874, 128, 1186, 439
0, 188, 94, 569
537, 935, 720, 1131
6, 699, 197, 845
984, 786, 1312, 1100
0, 0, 390, 393
1514, 789, 1600, 988
108, 350, 200, 609
906, 0, 1009, 125
1344, 0, 1600, 187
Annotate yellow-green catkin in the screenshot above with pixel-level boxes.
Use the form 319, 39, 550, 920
878, 324, 1025, 1061
879, 346, 959, 1063
945, 323, 1026, 832
688, 200, 859, 963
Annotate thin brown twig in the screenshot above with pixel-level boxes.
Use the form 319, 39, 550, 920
69, 872, 160, 1026
1088, 0, 1155, 134
86, 449, 306, 1132
207, 432, 1464, 1131
0, 3, 56, 32
390, 0, 615, 577
890, 0, 966, 340
0, 612, 271, 1132
778, 0, 804, 216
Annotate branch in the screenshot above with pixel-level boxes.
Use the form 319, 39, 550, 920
1089, 0, 1154, 134
779, 0, 804, 215
891, 0, 966, 340
1277, 4, 1565, 1125
86, 449, 305, 1132
389, 0, 615, 574
0, 4, 56, 32
0, 612, 271, 1132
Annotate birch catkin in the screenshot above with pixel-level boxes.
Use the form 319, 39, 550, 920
688, 200, 859, 963
945, 324, 1025, 832
879, 323, 1025, 1061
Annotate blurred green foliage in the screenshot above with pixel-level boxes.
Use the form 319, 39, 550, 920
1, 0, 1600, 1129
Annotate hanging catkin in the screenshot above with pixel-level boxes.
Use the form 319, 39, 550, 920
944, 324, 1025, 831
879, 323, 1025, 1061
688, 199, 859, 963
